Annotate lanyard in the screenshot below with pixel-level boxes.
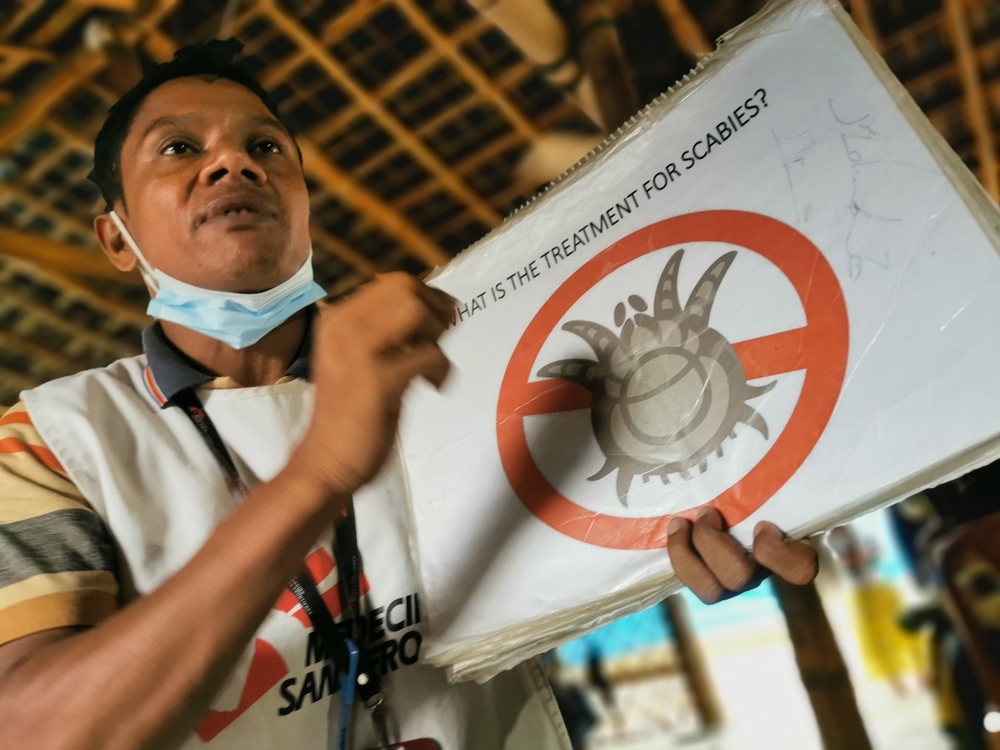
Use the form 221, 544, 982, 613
171, 387, 391, 748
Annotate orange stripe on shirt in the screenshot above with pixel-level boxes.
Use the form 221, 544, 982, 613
144, 367, 167, 405
0, 437, 65, 474
0, 411, 31, 426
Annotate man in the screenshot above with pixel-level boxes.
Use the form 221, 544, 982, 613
0, 40, 815, 748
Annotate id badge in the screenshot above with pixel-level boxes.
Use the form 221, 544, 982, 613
362, 741, 441, 750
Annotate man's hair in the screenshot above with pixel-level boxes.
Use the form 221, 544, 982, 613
88, 38, 297, 209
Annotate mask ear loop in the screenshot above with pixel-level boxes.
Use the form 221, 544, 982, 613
108, 210, 160, 296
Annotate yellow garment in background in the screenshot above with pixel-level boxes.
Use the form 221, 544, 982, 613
851, 583, 926, 680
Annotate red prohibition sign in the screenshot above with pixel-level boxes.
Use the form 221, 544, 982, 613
496, 210, 849, 550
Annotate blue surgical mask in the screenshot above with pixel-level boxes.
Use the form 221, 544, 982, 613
109, 210, 326, 349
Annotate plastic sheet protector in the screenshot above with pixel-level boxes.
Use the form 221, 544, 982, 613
397, 0, 1000, 682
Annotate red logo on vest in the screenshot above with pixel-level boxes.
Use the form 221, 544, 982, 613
196, 548, 370, 742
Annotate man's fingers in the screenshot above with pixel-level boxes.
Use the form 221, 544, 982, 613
668, 517, 725, 604
753, 522, 818, 585
347, 274, 450, 349
412, 281, 458, 326
385, 340, 452, 392
691, 507, 756, 591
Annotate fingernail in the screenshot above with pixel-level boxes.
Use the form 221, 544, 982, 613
668, 517, 684, 535
755, 521, 778, 538
696, 506, 711, 520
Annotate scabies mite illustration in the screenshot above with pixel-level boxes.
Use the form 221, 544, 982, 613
537, 249, 776, 506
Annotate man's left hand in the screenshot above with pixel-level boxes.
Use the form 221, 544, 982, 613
667, 507, 818, 603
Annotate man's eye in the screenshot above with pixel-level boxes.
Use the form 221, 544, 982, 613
253, 140, 281, 154
162, 141, 191, 155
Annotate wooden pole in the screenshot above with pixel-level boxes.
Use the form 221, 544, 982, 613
655, 0, 713, 60
572, 0, 638, 132
661, 594, 723, 730
944, 0, 1000, 202
771, 578, 872, 750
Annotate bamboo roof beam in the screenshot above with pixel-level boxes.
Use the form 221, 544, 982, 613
43, 117, 100, 155
0, 367, 41, 396
394, 94, 583, 216
309, 223, 380, 279
298, 136, 450, 268
0, 329, 85, 381
0, 291, 137, 361
320, 0, 393, 45
846, 0, 884, 54
21, 141, 79, 187
656, 0, 713, 59
143, 29, 177, 64
259, 0, 502, 227
27, 0, 138, 48
0, 47, 107, 152
357, 58, 539, 194
880, 12, 942, 50
0, 186, 101, 246
0, 5, 41, 41
395, 0, 539, 143
0, 227, 128, 282
307, 16, 492, 147
945, 0, 999, 201
258, 49, 313, 90
0, 254, 149, 327
0, 44, 55, 76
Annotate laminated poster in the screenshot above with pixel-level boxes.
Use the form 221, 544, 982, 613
397, 0, 1000, 682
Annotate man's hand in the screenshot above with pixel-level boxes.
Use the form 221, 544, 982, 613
295, 273, 455, 496
667, 507, 818, 603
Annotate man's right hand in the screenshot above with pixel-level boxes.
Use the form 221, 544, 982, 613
295, 272, 455, 497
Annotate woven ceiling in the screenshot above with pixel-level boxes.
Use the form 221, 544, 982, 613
0, 0, 998, 406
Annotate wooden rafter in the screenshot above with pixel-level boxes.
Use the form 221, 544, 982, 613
847, 0, 884, 55
945, 0, 999, 201
259, 0, 503, 227
309, 223, 380, 279
25, 0, 139, 48
0, 47, 107, 152
319, 0, 393, 44
0, 227, 132, 282
656, 0, 713, 59
0, 289, 137, 361
0, 43, 55, 72
396, 92, 580, 215
395, 0, 539, 143
0, 254, 149, 331
0, 186, 100, 246
298, 136, 450, 268
0, 366, 40, 397
306, 15, 492, 147
0, 329, 84, 380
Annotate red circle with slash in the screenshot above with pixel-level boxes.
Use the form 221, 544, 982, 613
496, 210, 849, 550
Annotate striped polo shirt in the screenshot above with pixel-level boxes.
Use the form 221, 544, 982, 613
0, 316, 313, 646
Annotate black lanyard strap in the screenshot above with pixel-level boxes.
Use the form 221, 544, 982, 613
170, 387, 384, 708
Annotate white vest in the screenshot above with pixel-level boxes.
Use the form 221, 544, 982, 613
24, 356, 569, 749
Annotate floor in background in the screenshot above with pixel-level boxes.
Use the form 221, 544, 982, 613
587, 590, 950, 750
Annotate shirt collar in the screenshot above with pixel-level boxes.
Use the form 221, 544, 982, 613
141, 306, 315, 408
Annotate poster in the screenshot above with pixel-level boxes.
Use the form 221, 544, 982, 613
398, 0, 1000, 681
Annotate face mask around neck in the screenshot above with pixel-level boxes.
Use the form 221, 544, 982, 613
109, 210, 326, 349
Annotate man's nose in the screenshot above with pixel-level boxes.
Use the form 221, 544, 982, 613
201, 146, 266, 186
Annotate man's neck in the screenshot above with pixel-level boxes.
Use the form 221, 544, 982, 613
160, 310, 309, 387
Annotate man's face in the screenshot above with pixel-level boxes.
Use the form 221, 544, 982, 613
113, 76, 310, 293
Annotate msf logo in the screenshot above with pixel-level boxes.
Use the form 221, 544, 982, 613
196, 548, 367, 742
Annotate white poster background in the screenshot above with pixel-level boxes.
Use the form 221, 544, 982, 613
398, 0, 1000, 679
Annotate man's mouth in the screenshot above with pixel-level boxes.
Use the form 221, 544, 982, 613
195, 193, 279, 228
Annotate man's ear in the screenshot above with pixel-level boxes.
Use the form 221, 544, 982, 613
94, 211, 139, 273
